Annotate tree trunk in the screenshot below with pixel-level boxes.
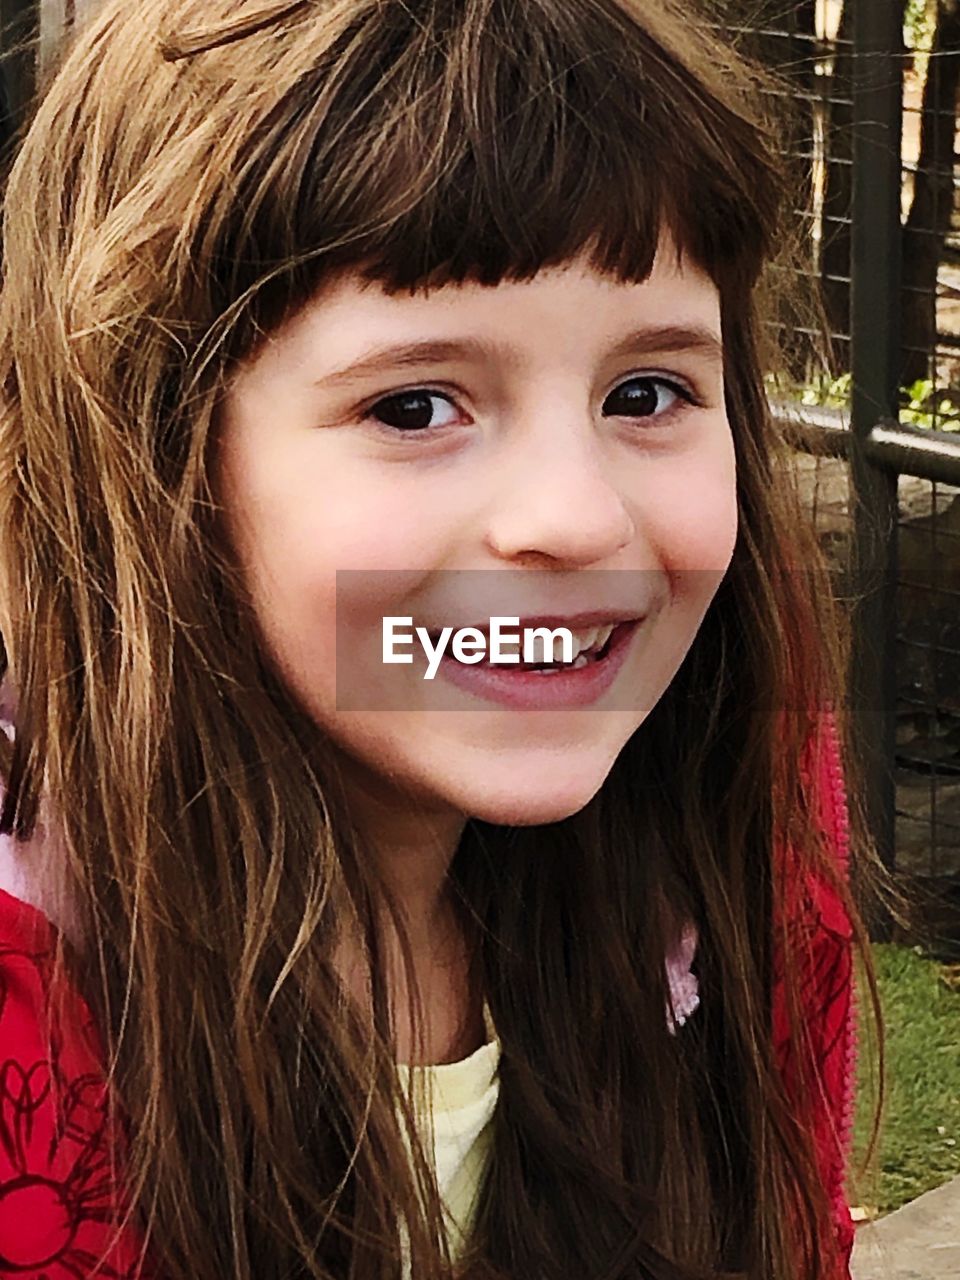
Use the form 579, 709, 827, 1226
900, 0, 960, 387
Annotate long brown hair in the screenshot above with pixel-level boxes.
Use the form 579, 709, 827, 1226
0, 0, 882, 1276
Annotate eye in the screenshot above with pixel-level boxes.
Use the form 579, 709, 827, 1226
365, 389, 461, 433
603, 376, 693, 420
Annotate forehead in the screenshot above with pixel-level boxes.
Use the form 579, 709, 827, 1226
253, 243, 722, 379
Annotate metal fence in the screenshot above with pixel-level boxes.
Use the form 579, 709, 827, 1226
2, 0, 960, 951
715, 1, 960, 953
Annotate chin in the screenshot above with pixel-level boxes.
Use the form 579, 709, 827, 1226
422, 734, 628, 828
469, 792, 598, 828
455, 770, 610, 829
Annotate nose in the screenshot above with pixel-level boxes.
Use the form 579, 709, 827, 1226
483, 425, 636, 567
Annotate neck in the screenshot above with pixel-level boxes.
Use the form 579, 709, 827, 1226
334, 746, 468, 944
329, 749, 483, 1062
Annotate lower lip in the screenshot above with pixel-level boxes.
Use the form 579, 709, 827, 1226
435, 620, 641, 709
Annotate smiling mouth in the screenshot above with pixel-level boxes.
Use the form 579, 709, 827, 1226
427, 619, 639, 672
423, 616, 643, 710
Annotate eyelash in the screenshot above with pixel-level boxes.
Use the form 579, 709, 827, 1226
361, 375, 703, 439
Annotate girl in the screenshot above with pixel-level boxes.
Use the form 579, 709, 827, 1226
0, 0, 880, 1277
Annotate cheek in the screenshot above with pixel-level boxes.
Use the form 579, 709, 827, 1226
218, 447, 394, 602
228, 447, 466, 578
645, 436, 738, 575
216, 447, 455, 709
625, 434, 737, 667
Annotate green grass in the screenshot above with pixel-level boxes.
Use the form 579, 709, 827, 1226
850, 944, 960, 1215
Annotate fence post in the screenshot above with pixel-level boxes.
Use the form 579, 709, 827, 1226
849, 0, 903, 901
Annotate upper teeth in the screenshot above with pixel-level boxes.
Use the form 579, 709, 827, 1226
524, 622, 617, 664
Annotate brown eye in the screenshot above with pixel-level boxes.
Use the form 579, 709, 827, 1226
603, 377, 688, 419
368, 390, 459, 432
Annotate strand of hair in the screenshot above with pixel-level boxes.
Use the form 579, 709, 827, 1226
159, 0, 313, 62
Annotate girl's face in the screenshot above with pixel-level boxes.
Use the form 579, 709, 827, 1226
217, 245, 737, 830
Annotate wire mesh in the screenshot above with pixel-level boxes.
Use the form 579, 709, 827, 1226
713, 1, 960, 950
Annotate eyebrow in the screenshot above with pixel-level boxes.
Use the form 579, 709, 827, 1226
314, 323, 724, 389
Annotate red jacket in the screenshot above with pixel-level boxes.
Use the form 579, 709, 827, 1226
0, 707, 856, 1278
773, 703, 858, 1274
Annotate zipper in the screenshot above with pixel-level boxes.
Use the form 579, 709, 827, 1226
820, 702, 858, 1232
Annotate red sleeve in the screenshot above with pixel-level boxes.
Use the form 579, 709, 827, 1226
0, 886, 157, 1278
772, 705, 857, 1277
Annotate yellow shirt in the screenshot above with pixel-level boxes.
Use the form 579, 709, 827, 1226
395, 1003, 500, 1268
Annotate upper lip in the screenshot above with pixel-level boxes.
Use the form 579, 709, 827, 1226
425, 611, 642, 638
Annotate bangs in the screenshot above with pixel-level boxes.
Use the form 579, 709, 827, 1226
195, 0, 782, 322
